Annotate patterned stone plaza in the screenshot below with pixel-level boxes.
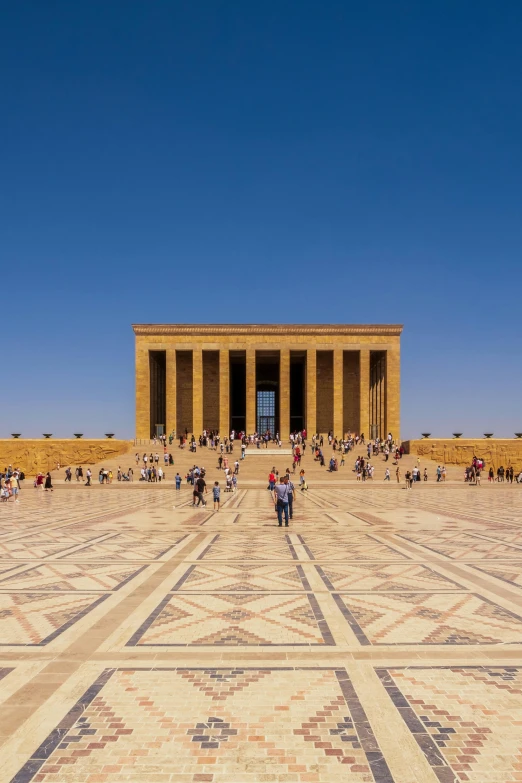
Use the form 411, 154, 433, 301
0, 482, 521, 782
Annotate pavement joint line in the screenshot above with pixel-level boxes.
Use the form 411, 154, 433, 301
0, 530, 207, 743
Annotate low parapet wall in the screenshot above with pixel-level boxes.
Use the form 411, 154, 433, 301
0, 439, 132, 475
403, 439, 522, 471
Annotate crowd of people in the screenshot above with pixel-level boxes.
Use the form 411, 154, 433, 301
185, 462, 236, 507
135, 451, 174, 467
0, 467, 23, 500
2, 429, 522, 503
0, 466, 56, 500
467, 460, 522, 484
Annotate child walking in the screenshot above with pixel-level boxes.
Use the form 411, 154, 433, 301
213, 481, 220, 511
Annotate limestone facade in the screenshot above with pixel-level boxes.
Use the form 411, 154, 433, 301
133, 324, 403, 440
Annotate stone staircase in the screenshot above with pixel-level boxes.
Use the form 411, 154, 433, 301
49, 441, 465, 486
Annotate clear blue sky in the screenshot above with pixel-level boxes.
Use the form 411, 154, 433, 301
2, 1, 521, 439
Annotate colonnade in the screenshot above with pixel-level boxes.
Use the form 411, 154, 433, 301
136, 345, 400, 442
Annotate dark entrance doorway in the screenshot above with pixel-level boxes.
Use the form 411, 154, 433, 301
257, 390, 275, 433
149, 350, 166, 438
256, 352, 279, 435
290, 352, 305, 433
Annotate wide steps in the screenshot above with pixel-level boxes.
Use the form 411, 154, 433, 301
245, 448, 293, 456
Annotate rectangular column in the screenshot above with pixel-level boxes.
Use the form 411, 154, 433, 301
166, 348, 176, 438
192, 348, 203, 435
219, 349, 229, 437
279, 348, 290, 441
370, 358, 376, 438
386, 348, 401, 441
136, 345, 150, 439
333, 349, 344, 438
343, 351, 358, 434
359, 349, 370, 439
246, 349, 256, 434
306, 348, 316, 435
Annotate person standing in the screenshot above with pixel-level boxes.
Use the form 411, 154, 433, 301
213, 481, 220, 511
44, 472, 53, 492
287, 476, 296, 520
175, 472, 181, 490
396, 466, 401, 483
384, 468, 390, 481
273, 476, 290, 527
194, 474, 207, 506
10, 472, 20, 502
85, 468, 92, 486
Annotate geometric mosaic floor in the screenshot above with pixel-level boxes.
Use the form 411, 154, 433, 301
1, 484, 522, 782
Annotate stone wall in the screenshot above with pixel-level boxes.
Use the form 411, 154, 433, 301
404, 439, 522, 471
316, 350, 334, 433
0, 440, 132, 475
176, 351, 193, 434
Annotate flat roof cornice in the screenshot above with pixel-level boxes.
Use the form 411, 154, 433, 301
132, 324, 403, 336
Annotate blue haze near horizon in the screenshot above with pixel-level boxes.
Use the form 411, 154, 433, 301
1, 0, 521, 440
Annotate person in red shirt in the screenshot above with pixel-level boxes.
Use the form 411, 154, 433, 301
268, 471, 276, 490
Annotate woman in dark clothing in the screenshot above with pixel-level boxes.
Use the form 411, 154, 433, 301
44, 472, 53, 491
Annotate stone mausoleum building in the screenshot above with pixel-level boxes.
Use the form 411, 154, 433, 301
134, 324, 402, 441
